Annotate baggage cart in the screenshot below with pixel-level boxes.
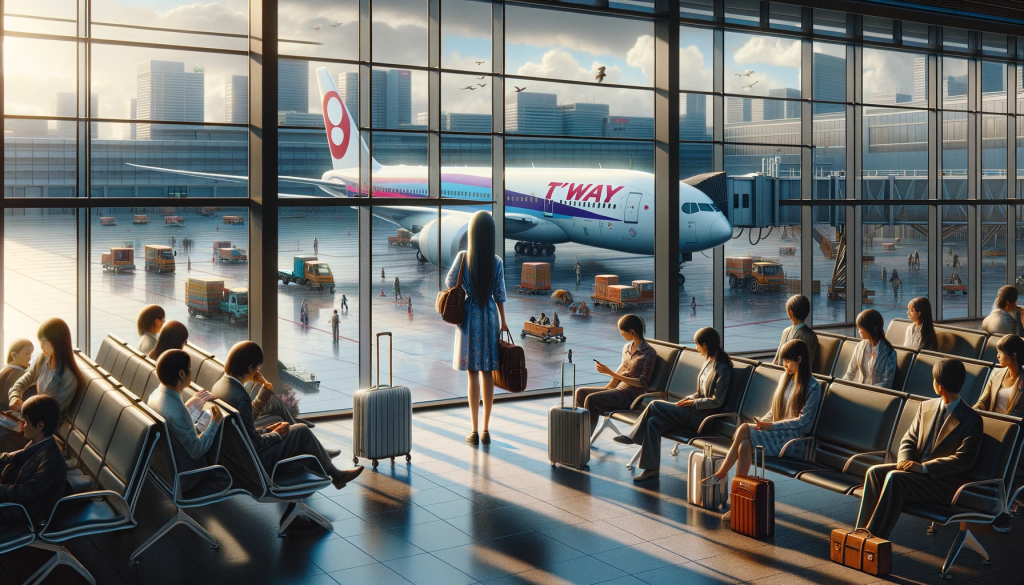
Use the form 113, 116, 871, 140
133, 215, 148, 225
100, 217, 117, 226
515, 262, 551, 295
101, 247, 136, 274
591, 284, 640, 313
521, 321, 566, 343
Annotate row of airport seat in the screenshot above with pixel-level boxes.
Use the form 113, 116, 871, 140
594, 337, 1023, 578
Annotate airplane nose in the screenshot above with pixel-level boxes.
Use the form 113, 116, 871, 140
711, 216, 732, 246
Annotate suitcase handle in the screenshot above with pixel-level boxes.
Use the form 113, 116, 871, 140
560, 361, 576, 409
376, 332, 392, 388
755, 445, 765, 480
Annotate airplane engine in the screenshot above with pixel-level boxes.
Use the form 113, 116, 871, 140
410, 215, 469, 268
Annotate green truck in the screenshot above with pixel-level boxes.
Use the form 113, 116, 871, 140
278, 256, 335, 293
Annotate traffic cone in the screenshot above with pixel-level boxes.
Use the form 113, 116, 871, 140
380, 287, 385, 297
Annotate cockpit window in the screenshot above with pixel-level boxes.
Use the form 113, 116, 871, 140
681, 202, 696, 214
698, 203, 715, 212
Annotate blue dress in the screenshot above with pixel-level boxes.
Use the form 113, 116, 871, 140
445, 251, 506, 371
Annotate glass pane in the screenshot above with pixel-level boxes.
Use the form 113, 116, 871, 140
680, 93, 712, 141
724, 0, 760, 27
504, 80, 653, 139
723, 145, 800, 351
862, 109, 927, 192
1018, 206, 1024, 287
864, 206, 928, 325
442, 73, 492, 131
89, 206, 249, 359
725, 32, 801, 99
506, 5, 654, 88
278, 206, 358, 413
813, 211, 845, 325
679, 143, 715, 343
90, 0, 247, 50
862, 48, 928, 106
813, 103, 846, 191
441, 0, 491, 71
983, 115, 1008, 197
4, 208, 78, 345
942, 111, 967, 190
813, 42, 846, 103
902, 22, 930, 48
4, 0, 76, 35
372, 0, 428, 67
371, 68, 427, 130
863, 16, 893, 43
279, 0, 359, 60
981, 205, 1007, 313
943, 27, 969, 52
982, 33, 1007, 56
372, 132, 427, 196
768, 3, 801, 32
279, 60, 358, 127
942, 205, 968, 318
4, 120, 78, 198
942, 57, 968, 110
813, 9, 847, 37
91, 45, 248, 124
442, 135, 491, 198
681, 0, 714, 21
680, 25, 714, 92
91, 122, 248, 198
4, 38, 77, 117
724, 97, 800, 145
982, 61, 1007, 114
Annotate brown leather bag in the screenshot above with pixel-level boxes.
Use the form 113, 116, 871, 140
493, 330, 528, 393
830, 528, 891, 576
436, 254, 466, 325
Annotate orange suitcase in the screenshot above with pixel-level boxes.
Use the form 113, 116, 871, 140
730, 446, 774, 538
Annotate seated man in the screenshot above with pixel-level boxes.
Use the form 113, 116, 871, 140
212, 341, 362, 490
0, 395, 67, 526
855, 358, 983, 539
538, 313, 550, 326
982, 285, 1024, 336
773, 295, 818, 367
147, 350, 223, 492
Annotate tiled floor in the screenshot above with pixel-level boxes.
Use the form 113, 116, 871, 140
3, 397, 1020, 584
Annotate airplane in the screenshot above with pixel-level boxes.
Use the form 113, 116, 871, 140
129, 67, 733, 285
734, 70, 755, 77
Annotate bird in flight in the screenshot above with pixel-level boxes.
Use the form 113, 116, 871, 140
734, 70, 755, 77
595, 66, 607, 83
514, 86, 527, 92
309, 25, 321, 31
475, 61, 485, 65
460, 86, 476, 91
741, 80, 759, 89
477, 83, 487, 88
330, 21, 343, 27
475, 76, 485, 80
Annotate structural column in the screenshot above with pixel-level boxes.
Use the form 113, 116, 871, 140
654, 0, 680, 343
358, 0, 372, 388
76, 0, 92, 351
492, 2, 505, 253
248, 0, 279, 384
712, 25, 725, 335
1008, 49, 1018, 283
966, 56, 981, 318
799, 29, 814, 323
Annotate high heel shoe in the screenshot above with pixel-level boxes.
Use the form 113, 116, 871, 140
466, 432, 480, 445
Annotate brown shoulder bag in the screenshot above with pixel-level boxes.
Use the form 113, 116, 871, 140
436, 253, 466, 325
493, 330, 528, 393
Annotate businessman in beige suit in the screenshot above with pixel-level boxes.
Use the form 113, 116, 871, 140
773, 295, 818, 366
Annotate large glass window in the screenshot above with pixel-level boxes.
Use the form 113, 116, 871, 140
724, 32, 801, 99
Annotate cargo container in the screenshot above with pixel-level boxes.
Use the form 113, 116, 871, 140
100, 217, 117, 226
164, 216, 185, 227
594, 274, 619, 299
101, 248, 135, 273
133, 215, 149, 225
186, 279, 248, 325
592, 284, 640, 313
279, 256, 335, 293
218, 247, 248, 264
726, 256, 785, 293
515, 262, 551, 295
521, 321, 566, 343
144, 245, 175, 273
632, 280, 654, 309
223, 215, 245, 225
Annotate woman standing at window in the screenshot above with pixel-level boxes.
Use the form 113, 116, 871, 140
445, 211, 508, 446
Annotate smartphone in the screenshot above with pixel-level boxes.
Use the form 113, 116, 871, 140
592, 358, 600, 364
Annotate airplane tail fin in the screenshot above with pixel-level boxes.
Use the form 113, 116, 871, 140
315, 67, 379, 172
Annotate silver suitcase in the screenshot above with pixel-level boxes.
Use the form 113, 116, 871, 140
353, 332, 412, 469
688, 443, 727, 510
548, 362, 590, 469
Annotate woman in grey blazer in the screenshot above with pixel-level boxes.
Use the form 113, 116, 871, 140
8, 318, 82, 417
614, 327, 732, 482
844, 309, 897, 389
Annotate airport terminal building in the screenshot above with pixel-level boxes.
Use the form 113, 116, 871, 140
3, 0, 1024, 583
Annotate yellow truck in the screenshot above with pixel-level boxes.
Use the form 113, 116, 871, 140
726, 256, 785, 293
279, 256, 335, 293
144, 245, 175, 273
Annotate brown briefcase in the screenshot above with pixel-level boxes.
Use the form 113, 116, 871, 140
830, 528, 891, 576
729, 446, 774, 539
493, 330, 527, 393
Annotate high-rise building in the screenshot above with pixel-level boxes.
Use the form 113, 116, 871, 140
505, 92, 559, 134
680, 93, 708, 140
812, 52, 846, 113
726, 96, 752, 124
338, 72, 359, 118
49, 92, 98, 139
912, 54, 929, 105
337, 70, 413, 129
136, 60, 205, 139
557, 103, 609, 137
765, 88, 800, 120
279, 60, 308, 113
943, 74, 968, 99
123, 98, 137, 139
386, 69, 412, 129
225, 75, 248, 124
446, 113, 492, 133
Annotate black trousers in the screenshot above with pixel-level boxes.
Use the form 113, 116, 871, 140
855, 463, 957, 539
626, 400, 703, 471
257, 424, 335, 477
575, 387, 636, 429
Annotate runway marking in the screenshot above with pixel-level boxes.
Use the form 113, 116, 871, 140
279, 318, 358, 344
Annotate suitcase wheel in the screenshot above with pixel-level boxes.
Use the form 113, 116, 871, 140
391, 457, 395, 464
406, 454, 411, 462
372, 459, 379, 468
353, 457, 359, 465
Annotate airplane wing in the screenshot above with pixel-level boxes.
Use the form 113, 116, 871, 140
504, 213, 536, 235
504, 213, 570, 243
125, 164, 346, 190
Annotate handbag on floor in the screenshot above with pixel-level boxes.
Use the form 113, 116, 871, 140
435, 254, 466, 325
830, 528, 891, 576
730, 445, 774, 538
493, 330, 527, 393
548, 361, 590, 469
688, 444, 727, 510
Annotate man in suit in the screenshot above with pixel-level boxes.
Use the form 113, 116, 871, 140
773, 295, 818, 367
855, 358, 983, 539
212, 341, 363, 491
0, 395, 67, 526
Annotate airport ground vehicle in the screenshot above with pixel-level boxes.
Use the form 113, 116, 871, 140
133, 215, 148, 224
144, 245, 175, 273
515, 262, 551, 295
216, 243, 248, 264
632, 280, 654, 309
164, 216, 185, 227
591, 275, 641, 312
279, 256, 335, 293
100, 217, 117, 226
726, 256, 785, 293
388, 229, 413, 247
101, 248, 135, 273
186, 278, 248, 325
522, 321, 566, 343
223, 215, 245, 225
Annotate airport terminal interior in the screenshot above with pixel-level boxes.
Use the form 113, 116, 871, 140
3, 0, 1024, 582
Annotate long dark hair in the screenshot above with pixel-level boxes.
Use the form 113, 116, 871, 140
909, 297, 937, 351
38, 318, 82, 387
149, 320, 189, 360
466, 211, 495, 305
617, 314, 646, 341
694, 327, 732, 367
856, 309, 888, 346
774, 339, 811, 420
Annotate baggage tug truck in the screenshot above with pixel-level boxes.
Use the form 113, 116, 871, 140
726, 256, 785, 293
101, 248, 136, 274
186, 278, 249, 325
279, 256, 335, 293
144, 245, 175, 273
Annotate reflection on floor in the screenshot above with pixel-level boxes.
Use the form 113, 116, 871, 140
3, 397, 1018, 585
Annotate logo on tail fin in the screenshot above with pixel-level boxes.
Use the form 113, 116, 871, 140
322, 90, 351, 161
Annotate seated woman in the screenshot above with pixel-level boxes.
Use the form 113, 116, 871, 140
613, 327, 731, 482
843, 309, 897, 389
903, 297, 937, 351
148, 320, 189, 360
574, 314, 657, 430
702, 339, 821, 489
0, 339, 33, 410
9, 318, 82, 418
137, 305, 166, 354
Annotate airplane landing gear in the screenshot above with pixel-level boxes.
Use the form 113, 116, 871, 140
678, 273, 685, 287
416, 251, 428, 263
514, 241, 555, 256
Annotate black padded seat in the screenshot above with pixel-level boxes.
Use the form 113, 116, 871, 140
891, 346, 915, 392
885, 319, 914, 347
685, 434, 732, 454
763, 457, 821, 478
980, 336, 998, 364
195, 358, 225, 392
797, 470, 865, 495
42, 496, 130, 539
831, 336, 859, 381
813, 332, 843, 377
933, 325, 987, 361
908, 351, 990, 405
690, 362, 782, 452
644, 340, 682, 396
608, 410, 641, 425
